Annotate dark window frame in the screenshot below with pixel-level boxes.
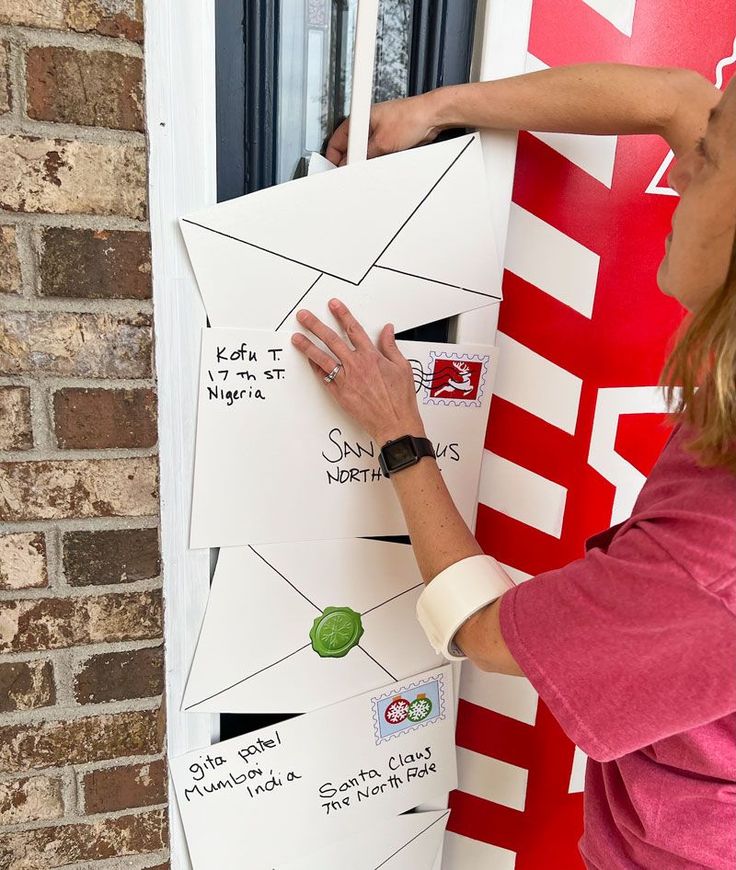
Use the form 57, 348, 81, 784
216, 0, 476, 198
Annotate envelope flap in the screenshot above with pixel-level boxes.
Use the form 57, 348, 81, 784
278, 810, 449, 870
181, 546, 320, 711
181, 541, 443, 714
256, 539, 423, 613
181, 135, 474, 285
385, 811, 449, 869
180, 218, 320, 329
377, 133, 501, 297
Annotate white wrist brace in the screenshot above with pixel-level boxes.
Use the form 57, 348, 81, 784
416, 555, 515, 661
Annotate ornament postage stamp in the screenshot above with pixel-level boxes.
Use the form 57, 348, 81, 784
371, 673, 446, 744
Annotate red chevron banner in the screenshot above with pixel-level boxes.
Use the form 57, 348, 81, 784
446, 1, 736, 866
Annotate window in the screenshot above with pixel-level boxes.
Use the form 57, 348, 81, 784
217, 0, 476, 196
276, 0, 415, 183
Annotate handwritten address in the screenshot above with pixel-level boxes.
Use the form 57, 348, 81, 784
184, 732, 302, 803
319, 746, 438, 815
181, 731, 442, 815
205, 343, 286, 406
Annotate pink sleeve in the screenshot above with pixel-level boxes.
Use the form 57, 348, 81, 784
499, 524, 736, 762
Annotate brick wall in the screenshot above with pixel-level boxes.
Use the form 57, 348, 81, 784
0, 2, 168, 868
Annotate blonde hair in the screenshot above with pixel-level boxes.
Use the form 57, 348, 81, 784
661, 244, 736, 471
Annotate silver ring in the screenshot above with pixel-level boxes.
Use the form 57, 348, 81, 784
323, 363, 342, 384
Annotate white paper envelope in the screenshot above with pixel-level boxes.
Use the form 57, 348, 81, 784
170, 667, 457, 869
182, 540, 444, 714
190, 328, 497, 548
180, 133, 501, 337
278, 810, 450, 870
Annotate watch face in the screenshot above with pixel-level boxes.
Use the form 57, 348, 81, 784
384, 437, 418, 470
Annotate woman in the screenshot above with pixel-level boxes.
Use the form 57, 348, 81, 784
291, 64, 736, 868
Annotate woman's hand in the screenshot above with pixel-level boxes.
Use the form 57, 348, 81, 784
291, 299, 426, 446
325, 93, 442, 166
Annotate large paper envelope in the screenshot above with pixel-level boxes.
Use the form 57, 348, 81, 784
190, 328, 497, 548
180, 133, 501, 337
182, 540, 443, 714
170, 667, 457, 869
279, 810, 450, 869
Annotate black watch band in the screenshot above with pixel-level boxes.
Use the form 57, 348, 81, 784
378, 435, 435, 478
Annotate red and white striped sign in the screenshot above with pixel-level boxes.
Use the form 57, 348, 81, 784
446, 1, 736, 866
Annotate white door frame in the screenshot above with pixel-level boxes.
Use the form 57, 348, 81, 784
144, 1, 217, 867
144, 1, 531, 866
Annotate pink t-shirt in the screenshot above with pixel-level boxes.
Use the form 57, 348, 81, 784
499, 424, 736, 868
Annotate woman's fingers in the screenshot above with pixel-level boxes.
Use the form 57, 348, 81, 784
308, 359, 336, 386
377, 322, 405, 364
291, 332, 341, 378
296, 309, 352, 361
325, 118, 349, 166
327, 299, 374, 351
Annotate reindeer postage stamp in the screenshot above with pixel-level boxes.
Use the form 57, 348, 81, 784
415, 352, 490, 407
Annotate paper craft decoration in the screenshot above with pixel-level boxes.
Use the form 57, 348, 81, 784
180, 132, 501, 339
182, 540, 443, 713
190, 327, 497, 548
170, 666, 457, 869
279, 809, 450, 869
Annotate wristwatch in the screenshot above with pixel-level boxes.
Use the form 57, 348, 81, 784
378, 435, 435, 478
416, 555, 516, 661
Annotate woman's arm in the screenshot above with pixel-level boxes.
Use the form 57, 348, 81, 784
326, 63, 719, 165
380, 449, 522, 676
292, 300, 522, 676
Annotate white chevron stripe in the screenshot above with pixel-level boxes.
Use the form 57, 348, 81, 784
457, 747, 529, 811
479, 450, 567, 538
569, 745, 588, 794
525, 54, 618, 187
460, 668, 539, 726
499, 561, 533, 585
645, 149, 677, 197
505, 203, 600, 318
495, 331, 583, 434
443, 832, 517, 870
581, 0, 636, 35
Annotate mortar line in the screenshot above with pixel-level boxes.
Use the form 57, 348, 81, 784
6, 34, 23, 125
0, 24, 145, 57
0, 376, 157, 390
0, 112, 146, 144
0, 802, 168, 836
0, 576, 163, 602
0, 695, 163, 728
0, 445, 158, 461
0, 516, 160, 535
14, 222, 38, 299
0, 213, 150, 231
0, 751, 166, 784
0, 295, 154, 314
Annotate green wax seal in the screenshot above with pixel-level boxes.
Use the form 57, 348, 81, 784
309, 606, 364, 658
